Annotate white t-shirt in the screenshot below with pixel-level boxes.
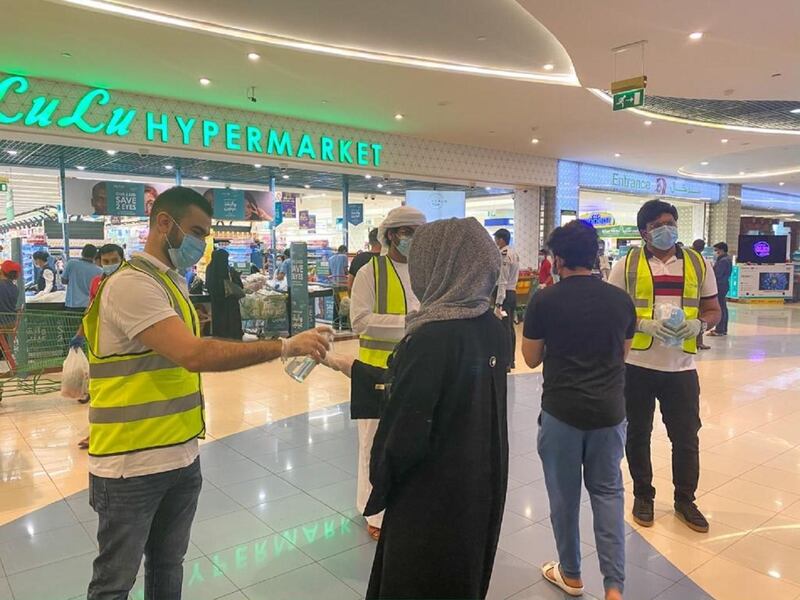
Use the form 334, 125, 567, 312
88, 252, 199, 479
350, 257, 419, 342
609, 248, 717, 372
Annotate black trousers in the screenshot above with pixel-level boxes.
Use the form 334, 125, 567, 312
716, 290, 729, 334
500, 291, 517, 368
624, 364, 701, 504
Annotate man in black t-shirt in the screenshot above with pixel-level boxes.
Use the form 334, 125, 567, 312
348, 227, 381, 290
522, 220, 635, 600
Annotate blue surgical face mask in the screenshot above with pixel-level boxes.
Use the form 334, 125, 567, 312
166, 219, 206, 270
396, 236, 412, 258
649, 225, 679, 251
102, 262, 120, 276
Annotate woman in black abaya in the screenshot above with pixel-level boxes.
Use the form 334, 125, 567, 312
206, 247, 243, 340
323, 217, 509, 599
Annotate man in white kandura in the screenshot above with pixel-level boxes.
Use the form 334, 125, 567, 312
349, 205, 426, 541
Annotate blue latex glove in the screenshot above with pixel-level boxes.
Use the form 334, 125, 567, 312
69, 334, 86, 350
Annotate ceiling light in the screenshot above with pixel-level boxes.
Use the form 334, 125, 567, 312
689, 32, 704, 41
282, 174, 289, 179
768, 570, 781, 579
201, 176, 210, 181
304, 184, 311, 189
6, 150, 17, 156
199, 77, 211, 86
394, 113, 404, 121
476, 36, 487, 42
61, 52, 72, 58
531, 138, 540, 144
364, 174, 372, 179
700, 161, 709, 166
164, 164, 174, 170
377, 183, 384, 189
76, 166, 86, 170
247, 52, 260, 61
739, 171, 746, 175
543, 64, 554, 71
253, 164, 262, 168
779, 182, 785, 186
614, 153, 621, 158
721, 138, 729, 143
106, 150, 117, 155
386, 191, 393, 195
485, 187, 491, 192
644, 120, 653, 126
791, 108, 800, 114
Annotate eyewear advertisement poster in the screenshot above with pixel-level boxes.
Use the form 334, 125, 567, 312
405, 190, 465, 222
299, 210, 310, 229
281, 193, 299, 219
289, 242, 312, 334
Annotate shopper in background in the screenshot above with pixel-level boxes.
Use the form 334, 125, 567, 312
250, 241, 264, 273
32, 250, 57, 297
83, 186, 331, 600
348, 227, 381, 290
599, 253, 612, 280
62, 244, 102, 312
350, 205, 426, 541
538, 248, 554, 287
523, 221, 634, 600
691, 240, 712, 350
710, 242, 733, 337
494, 228, 520, 371
610, 199, 720, 534
270, 270, 288, 292
280, 247, 292, 278
0, 261, 20, 373
329, 244, 349, 284
206, 246, 244, 340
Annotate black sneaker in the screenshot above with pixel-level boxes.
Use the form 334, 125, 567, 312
675, 502, 709, 533
632, 497, 654, 527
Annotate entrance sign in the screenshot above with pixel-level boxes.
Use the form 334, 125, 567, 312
0, 74, 383, 168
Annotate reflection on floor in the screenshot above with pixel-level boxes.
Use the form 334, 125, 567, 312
0, 303, 798, 599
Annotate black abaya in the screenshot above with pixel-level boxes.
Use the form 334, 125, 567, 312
207, 249, 243, 340
364, 310, 509, 600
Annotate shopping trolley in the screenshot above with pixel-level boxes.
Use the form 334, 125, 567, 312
0, 309, 84, 401
328, 275, 350, 331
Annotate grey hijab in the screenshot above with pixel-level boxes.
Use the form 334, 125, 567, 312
405, 217, 501, 334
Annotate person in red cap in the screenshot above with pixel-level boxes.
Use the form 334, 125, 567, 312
0, 260, 20, 373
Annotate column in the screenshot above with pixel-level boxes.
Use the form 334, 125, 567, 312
709, 184, 742, 253
513, 187, 540, 270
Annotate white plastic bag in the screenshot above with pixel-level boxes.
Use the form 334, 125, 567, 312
61, 347, 90, 399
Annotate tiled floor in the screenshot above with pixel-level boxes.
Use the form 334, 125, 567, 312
0, 303, 799, 599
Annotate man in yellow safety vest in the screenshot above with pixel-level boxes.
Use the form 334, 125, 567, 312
610, 199, 720, 534
83, 187, 331, 600
350, 205, 426, 540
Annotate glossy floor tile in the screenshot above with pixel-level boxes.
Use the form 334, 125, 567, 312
0, 304, 799, 598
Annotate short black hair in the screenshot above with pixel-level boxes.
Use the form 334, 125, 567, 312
98, 243, 124, 260
714, 242, 729, 253
637, 199, 678, 232
149, 186, 213, 225
32, 250, 49, 262
547, 220, 599, 270
692, 239, 706, 252
81, 244, 98, 260
283, 248, 291, 258
368, 228, 379, 245
337, 245, 348, 253
494, 228, 511, 245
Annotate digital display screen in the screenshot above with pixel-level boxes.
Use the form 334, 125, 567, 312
737, 235, 787, 264
759, 272, 790, 291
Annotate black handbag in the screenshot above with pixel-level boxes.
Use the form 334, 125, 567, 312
223, 278, 245, 300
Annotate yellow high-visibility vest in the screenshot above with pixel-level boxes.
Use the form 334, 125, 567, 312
625, 246, 706, 354
358, 256, 408, 368
83, 257, 205, 456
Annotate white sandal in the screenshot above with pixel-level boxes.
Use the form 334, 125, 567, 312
541, 561, 584, 597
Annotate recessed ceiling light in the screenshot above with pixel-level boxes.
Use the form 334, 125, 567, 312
247, 52, 260, 61
201, 175, 209, 180
614, 153, 621, 158
76, 165, 86, 170
253, 164, 262, 168
531, 138, 540, 144
386, 191, 393, 195
321, 100, 328, 104
739, 171, 746, 175
282, 174, 289, 179
543, 64, 554, 71
164, 164, 174, 170
6, 150, 17, 156
476, 36, 487, 42
721, 138, 729, 144
364, 174, 372, 179
394, 113, 404, 121
644, 120, 653, 126
106, 150, 117, 155
779, 181, 785, 186
791, 108, 800, 114
377, 183, 384, 189
700, 161, 709, 166
689, 31, 704, 40
485, 186, 491, 192
199, 77, 211, 86
304, 184, 311, 189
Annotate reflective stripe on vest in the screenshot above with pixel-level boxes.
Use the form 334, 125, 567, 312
625, 247, 705, 354
82, 257, 205, 456
358, 256, 408, 368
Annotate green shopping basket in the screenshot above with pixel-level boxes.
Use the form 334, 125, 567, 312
0, 310, 84, 400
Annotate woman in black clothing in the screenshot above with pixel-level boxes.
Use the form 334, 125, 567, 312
206, 247, 243, 340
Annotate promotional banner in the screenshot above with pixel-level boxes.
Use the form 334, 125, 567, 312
405, 190, 466, 222
346, 203, 364, 226
273, 201, 283, 226
299, 210, 310, 229
281, 193, 298, 219
307, 214, 316, 231
289, 242, 312, 334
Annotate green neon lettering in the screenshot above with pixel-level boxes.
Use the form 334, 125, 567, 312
226, 122, 242, 151
211, 554, 227, 574
254, 539, 268, 564
246, 126, 263, 153
234, 545, 248, 570
187, 561, 204, 586
339, 516, 351, 534
274, 535, 293, 557
145, 112, 169, 143
267, 129, 294, 157
338, 139, 354, 164
56, 88, 109, 133
296, 134, 317, 160
24, 96, 60, 127
211, 561, 225, 578
0, 75, 29, 124
105, 107, 137, 136
323, 519, 336, 539
202, 120, 220, 147
302, 523, 319, 544
175, 116, 196, 145
281, 528, 297, 546
356, 141, 369, 166
371, 143, 383, 167
320, 136, 335, 161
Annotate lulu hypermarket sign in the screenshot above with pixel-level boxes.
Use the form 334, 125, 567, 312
0, 74, 383, 167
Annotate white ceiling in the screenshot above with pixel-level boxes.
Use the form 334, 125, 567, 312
1, 0, 798, 196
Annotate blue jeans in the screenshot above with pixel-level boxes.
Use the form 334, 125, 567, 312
87, 458, 202, 600
538, 411, 626, 593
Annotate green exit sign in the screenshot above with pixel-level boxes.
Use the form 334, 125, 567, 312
0, 183, 7, 192
613, 88, 645, 111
